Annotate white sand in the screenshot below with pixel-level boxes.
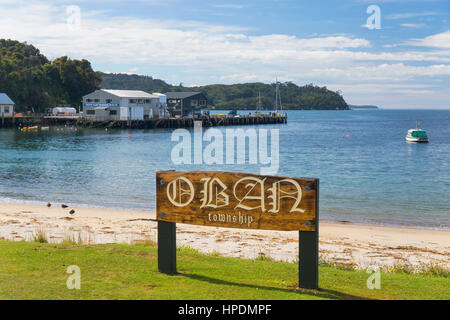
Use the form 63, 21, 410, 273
0, 202, 448, 270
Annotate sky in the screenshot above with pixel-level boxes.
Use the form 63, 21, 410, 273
0, 0, 449, 109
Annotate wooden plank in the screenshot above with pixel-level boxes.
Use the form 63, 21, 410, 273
299, 179, 319, 289
156, 171, 318, 231
158, 221, 177, 275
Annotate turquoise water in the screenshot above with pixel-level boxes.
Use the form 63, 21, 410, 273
0, 110, 449, 229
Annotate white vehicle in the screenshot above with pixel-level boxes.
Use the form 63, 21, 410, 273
52, 107, 77, 116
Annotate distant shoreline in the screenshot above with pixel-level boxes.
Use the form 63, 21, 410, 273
348, 104, 379, 110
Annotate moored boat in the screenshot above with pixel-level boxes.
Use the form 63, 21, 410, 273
406, 121, 429, 143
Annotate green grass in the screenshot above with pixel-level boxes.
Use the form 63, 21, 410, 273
0, 240, 448, 300
32, 228, 48, 244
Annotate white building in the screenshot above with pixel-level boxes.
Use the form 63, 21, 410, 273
0, 93, 15, 117
152, 93, 168, 118
82, 89, 162, 121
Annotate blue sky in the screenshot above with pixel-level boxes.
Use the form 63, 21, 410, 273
1, 0, 449, 108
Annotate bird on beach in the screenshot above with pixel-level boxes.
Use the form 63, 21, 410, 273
69, 209, 75, 215
61, 204, 68, 209
46, 202, 51, 207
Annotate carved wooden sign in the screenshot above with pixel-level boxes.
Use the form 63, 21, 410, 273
156, 171, 318, 231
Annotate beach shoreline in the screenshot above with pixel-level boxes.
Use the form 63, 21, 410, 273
0, 202, 449, 271
1, 197, 448, 231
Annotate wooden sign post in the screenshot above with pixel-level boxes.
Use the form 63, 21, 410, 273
156, 171, 319, 289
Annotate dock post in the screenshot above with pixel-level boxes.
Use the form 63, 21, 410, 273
298, 179, 319, 289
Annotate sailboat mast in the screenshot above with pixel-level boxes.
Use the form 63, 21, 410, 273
278, 83, 282, 111
275, 79, 278, 111
274, 78, 282, 112
257, 91, 262, 111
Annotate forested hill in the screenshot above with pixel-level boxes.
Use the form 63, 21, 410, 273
0, 39, 101, 112
0, 39, 348, 112
101, 73, 349, 110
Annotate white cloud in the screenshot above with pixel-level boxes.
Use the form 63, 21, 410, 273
327, 83, 450, 109
328, 83, 433, 93
400, 23, 427, 29
318, 63, 450, 81
386, 12, 437, 20
213, 4, 245, 9
0, 1, 372, 67
0, 0, 449, 109
404, 30, 450, 48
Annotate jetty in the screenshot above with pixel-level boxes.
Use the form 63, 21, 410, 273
0, 113, 287, 129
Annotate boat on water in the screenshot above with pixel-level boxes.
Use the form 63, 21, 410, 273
21, 126, 39, 132
20, 126, 50, 132
406, 121, 429, 143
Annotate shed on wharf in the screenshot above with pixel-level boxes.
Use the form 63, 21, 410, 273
0, 93, 15, 117
165, 92, 208, 117
82, 89, 165, 122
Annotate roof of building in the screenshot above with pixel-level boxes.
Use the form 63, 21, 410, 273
101, 89, 158, 98
165, 92, 205, 99
0, 93, 14, 105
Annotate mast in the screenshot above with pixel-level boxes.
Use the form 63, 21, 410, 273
275, 78, 282, 112
278, 82, 282, 111
275, 78, 278, 111
257, 91, 262, 111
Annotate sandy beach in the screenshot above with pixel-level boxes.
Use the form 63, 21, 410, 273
0, 202, 448, 271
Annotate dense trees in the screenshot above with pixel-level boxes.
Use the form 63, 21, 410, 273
101, 73, 349, 110
191, 82, 348, 110
100, 73, 173, 94
0, 39, 102, 112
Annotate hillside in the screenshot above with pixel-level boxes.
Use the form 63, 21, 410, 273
0, 39, 348, 112
0, 39, 101, 112
101, 73, 349, 110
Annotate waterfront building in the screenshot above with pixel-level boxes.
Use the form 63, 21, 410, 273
165, 92, 207, 117
0, 93, 15, 117
152, 93, 169, 118
82, 89, 162, 121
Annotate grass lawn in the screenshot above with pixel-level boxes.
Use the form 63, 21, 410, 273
0, 240, 448, 300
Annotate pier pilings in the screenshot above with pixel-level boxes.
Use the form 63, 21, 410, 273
0, 114, 287, 129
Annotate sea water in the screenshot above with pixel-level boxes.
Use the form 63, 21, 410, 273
0, 109, 448, 229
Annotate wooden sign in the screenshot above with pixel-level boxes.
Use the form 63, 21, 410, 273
156, 170, 320, 289
156, 171, 318, 231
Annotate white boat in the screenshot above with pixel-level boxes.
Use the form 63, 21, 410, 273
406, 121, 429, 143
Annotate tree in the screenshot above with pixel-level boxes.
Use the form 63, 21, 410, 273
53, 56, 102, 105
0, 39, 102, 112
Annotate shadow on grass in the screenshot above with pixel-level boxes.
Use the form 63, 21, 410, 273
180, 273, 371, 300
